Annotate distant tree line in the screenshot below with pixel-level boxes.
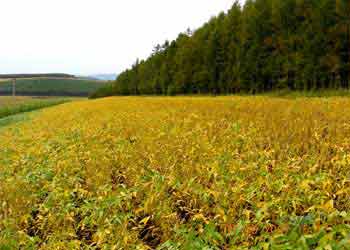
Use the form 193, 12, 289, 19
0, 78, 106, 97
91, 0, 350, 98
0, 74, 75, 79
0, 91, 89, 97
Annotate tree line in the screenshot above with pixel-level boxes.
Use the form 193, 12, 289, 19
91, 0, 350, 98
0, 74, 75, 79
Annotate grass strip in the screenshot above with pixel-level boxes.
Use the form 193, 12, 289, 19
0, 99, 70, 120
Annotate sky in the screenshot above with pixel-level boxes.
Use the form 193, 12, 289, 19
1, 0, 244, 75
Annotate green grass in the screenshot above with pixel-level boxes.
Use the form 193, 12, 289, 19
0, 78, 107, 96
0, 112, 32, 128
0, 97, 71, 121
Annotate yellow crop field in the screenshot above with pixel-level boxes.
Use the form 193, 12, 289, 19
1, 97, 350, 249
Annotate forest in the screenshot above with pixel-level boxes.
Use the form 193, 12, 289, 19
91, 0, 350, 97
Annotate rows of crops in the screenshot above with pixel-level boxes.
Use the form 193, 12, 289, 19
1, 97, 350, 249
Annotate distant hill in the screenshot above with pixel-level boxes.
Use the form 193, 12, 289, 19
0, 73, 74, 79
88, 74, 117, 81
0, 78, 107, 97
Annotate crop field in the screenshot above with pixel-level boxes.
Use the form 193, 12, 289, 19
1, 97, 350, 249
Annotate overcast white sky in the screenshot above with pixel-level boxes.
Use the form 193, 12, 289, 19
1, 0, 244, 75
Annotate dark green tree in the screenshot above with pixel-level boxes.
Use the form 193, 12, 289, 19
91, 0, 350, 97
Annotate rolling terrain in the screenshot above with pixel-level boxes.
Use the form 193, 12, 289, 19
0, 78, 107, 97
1, 96, 350, 249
